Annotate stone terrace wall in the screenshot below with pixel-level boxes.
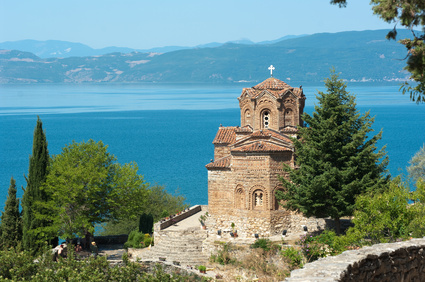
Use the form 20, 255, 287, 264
286, 238, 425, 281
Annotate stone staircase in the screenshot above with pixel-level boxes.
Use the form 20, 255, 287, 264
130, 227, 209, 266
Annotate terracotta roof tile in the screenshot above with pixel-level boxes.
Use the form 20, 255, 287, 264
240, 78, 304, 100
251, 129, 292, 143
205, 156, 231, 169
281, 126, 299, 133
232, 141, 292, 153
253, 77, 291, 90
235, 125, 253, 133
212, 126, 237, 144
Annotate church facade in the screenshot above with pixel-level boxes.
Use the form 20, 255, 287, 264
206, 74, 311, 237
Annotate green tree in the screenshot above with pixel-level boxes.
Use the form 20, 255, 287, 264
342, 178, 425, 245
22, 116, 53, 254
100, 185, 187, 235
139, 213, 153, 234
277, 70, 389, 234
331, 0, 425, 103
0, 177, 22, 249
407, 143, 425, 182
37, 139, 149, 242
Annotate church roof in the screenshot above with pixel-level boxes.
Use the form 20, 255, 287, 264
281, 126, 299, 134
231, 129, 293, 153
235, 125, 253, 133
240, 77, 304, 100
205, 156, 231, 169
212, 126, 237, 144
250, 129, 292, 143
253, 77, 291, 90
232, 141, 292, 153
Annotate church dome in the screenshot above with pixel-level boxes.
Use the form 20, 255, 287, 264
252, 77, 291, 90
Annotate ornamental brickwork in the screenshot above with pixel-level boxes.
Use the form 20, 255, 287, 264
206, 77, 323, 237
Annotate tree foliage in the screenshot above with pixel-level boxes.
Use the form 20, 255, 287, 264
37, 139, 149, 240
407, 143, 425, 182
277, 70, 389, 233
0, 247, 195, 281
22, 116, 52, 254
100, 185, 188, 235
331, 0, 425, 103
342, 178, 425, 245
139, 213, 154, 234
0, 177, 22, 249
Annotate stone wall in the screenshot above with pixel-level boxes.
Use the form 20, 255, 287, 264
207, 211, 327, 238
94, 234, 128, 245
286, 238, 425, 281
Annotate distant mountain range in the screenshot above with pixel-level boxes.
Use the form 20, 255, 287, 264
0, 35, 306, 59
0, 30, 415, 84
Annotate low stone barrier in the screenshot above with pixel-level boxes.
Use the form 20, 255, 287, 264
286, 238, 425, 281
155, 205, 203, 231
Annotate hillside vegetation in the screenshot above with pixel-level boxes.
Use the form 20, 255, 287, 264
0, 30, 412, 84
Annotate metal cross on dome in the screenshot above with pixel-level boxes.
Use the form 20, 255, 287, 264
268, 65, 275, 77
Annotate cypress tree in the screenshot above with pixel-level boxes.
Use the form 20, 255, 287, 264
0, 177, 22, 249
138, 213, 154, 234
22, 116, 52, 253
278, 70, 389, 234
138, 213, 147, 233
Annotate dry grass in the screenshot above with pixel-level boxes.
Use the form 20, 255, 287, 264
209, 241, 291, 281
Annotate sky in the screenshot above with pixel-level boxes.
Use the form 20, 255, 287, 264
0, 0, 395, 50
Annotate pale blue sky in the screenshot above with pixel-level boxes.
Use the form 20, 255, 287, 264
0, 0, 394, 49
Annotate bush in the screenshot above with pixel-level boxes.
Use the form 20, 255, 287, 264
143, 233, 154, 247
281, 246, 304, 270
297, 230, 342, 262
0, 247, 38, 280
250, 238, 281, 253
250, 238, 271, 251
124, 231, 153, 248
209, 242, 236, 265
0, 247, 195, 281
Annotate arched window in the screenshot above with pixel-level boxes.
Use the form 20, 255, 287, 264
262, 110, 271, 129
235, 187, 245, 209
244, 109, 251, 127
253, 189, 264, 210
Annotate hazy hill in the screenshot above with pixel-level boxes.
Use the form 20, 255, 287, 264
0, 35, 307, 59
0, 30, 415, 84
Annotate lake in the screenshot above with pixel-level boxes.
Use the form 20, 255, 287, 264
0, 82, 424, 211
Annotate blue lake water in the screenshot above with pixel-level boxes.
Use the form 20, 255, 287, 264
0, 83, 424, 211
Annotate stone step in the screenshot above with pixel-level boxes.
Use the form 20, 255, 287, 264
152, 246, 203, 251
134, 256, 208, 265
133, 249, 208, 263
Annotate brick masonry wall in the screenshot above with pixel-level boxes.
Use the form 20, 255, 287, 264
207, 151, 320, 236
286, 238, 425, 281
214, 144, 231, 160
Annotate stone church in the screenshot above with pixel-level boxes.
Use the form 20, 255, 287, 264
206, 70, 320, 237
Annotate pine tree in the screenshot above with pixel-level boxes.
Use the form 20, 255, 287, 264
0, 177, 22, 249
22, 116, 52, 253
278, 70, 389, 234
